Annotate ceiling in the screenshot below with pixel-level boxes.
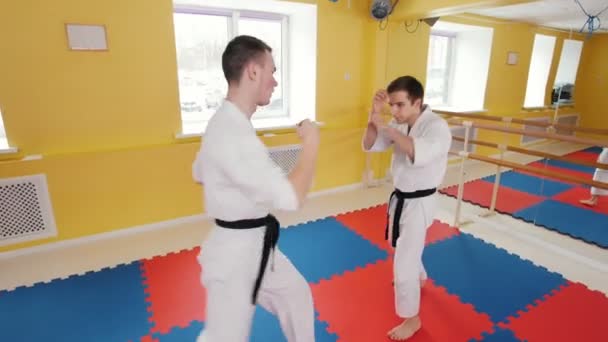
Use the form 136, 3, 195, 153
468, 0, 608, 32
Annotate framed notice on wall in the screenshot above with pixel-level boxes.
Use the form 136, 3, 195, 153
65, 24, 108, 51
506, 51, 519, 65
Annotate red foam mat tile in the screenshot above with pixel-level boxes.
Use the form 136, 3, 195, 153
336, 206, 460, 250
500, 282, 608, 342
141, 247, 206, 334
425, 220, 460, 245
526, 161, 593, 184
551, 186, 608, 215
335, 204, 391, 251
311, 259, 493, 342
564, 151, 601, 162
440, 179, 545, 214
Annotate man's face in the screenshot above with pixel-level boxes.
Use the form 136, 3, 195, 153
388, 90, 421, 124
253, 50, 278, 107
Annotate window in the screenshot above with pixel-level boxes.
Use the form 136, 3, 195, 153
425, 32, 454, 107
551, 39, 583, 105
523, 34, 556, 108
424, 21, 493, 112
173, 0, 317, 135
0, 108, 8, 150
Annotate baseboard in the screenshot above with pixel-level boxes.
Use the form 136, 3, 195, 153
0, 182, 364, 260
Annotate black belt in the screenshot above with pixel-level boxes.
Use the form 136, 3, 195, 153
215, 214, 280, 305
385, 188, 436, 247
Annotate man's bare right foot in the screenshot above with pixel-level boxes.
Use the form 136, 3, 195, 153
388, 316, 421, 340
580, 199, 597, 207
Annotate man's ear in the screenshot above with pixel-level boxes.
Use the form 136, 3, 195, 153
244, 61, 257, 81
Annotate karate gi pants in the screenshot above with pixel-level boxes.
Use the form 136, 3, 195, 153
389, 195, 436, 318
591, 149, 608, 196
196, 226, 315, 342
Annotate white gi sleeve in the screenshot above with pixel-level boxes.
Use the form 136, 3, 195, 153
192, 149, 203, 184
224, 138, 299, 211
411, 119, 452, 167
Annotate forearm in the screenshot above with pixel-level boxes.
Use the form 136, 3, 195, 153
288, 141, 319, 205
363, 122, 379, 150
386, 128, 415, 161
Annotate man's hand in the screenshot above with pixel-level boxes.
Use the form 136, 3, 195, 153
370, 89, 388, 120
297, 119, 320, 148
370, 113, 388, 131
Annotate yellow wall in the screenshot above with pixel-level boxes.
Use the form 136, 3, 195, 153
576, 34, 608, 132
0, 0, 372, 252
0, 0, 603, 252
364, 14, 591, 177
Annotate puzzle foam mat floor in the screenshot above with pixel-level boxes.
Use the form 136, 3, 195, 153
440, 146, 608, 248
1, 204, 607, 341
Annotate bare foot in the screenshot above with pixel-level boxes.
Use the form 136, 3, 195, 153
580, 199, 597, 207
388, 316, 421, 340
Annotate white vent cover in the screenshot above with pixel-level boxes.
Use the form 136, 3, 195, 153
556, 114, 579, 136
449, 126, 477, 155
521, 116, 550, 145
0, 174, 57, 246
268, 144, 302, 175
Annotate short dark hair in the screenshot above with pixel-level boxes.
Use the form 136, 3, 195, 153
387, 76, 424, 106
222, 35, 272, 84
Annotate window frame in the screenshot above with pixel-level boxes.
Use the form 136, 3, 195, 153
426, 30, 456, 107
173, 5, 291, 134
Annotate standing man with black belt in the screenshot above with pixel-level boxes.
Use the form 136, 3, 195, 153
192, 35, 319, 342
363, 76, 452, 341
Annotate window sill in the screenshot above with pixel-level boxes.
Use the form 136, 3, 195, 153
433, 107, 488, 114
0, 147, 18, 155
175, 117, 323, 141
521, 106, 551, 111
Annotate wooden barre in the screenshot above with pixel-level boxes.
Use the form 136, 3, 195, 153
448, 119, 608, 148
442, 112, 608, 136
449, 151, 608, 190
453, 136, 608, 170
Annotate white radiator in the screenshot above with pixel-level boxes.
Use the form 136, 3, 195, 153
0, 174, 57, 246
556, 114, 579, 136
268, 144, 302, 175
449, 126, 477, 154
521, 116, 550, 145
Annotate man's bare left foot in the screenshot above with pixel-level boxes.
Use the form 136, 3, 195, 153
580, 198, 597, 206
388, 316, 421, 340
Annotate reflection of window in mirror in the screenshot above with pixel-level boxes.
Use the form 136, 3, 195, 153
524, 34, 556, 108
0, 107, 8, 150
551, 39, 583, 106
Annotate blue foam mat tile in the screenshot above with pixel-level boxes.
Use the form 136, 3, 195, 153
477, 326, 524, 341
278, 217, 388, 284
422, 233, 566, 323
540, 158, 596, 174
483, 171, 572, 197
0, 261, 152, 342
153, 308, 337, 342
583, 146, 603, 154
153, 321, 205, 341
513, 199, 608, 248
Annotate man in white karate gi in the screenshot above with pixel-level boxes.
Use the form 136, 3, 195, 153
192, 35, 319, 342
580, 147, 608, 206
362, 76, 452, 340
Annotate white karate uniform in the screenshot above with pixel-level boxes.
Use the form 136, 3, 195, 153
364, 105, 452, 318
192, 100, 314, 342
591, 147, 608, 196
